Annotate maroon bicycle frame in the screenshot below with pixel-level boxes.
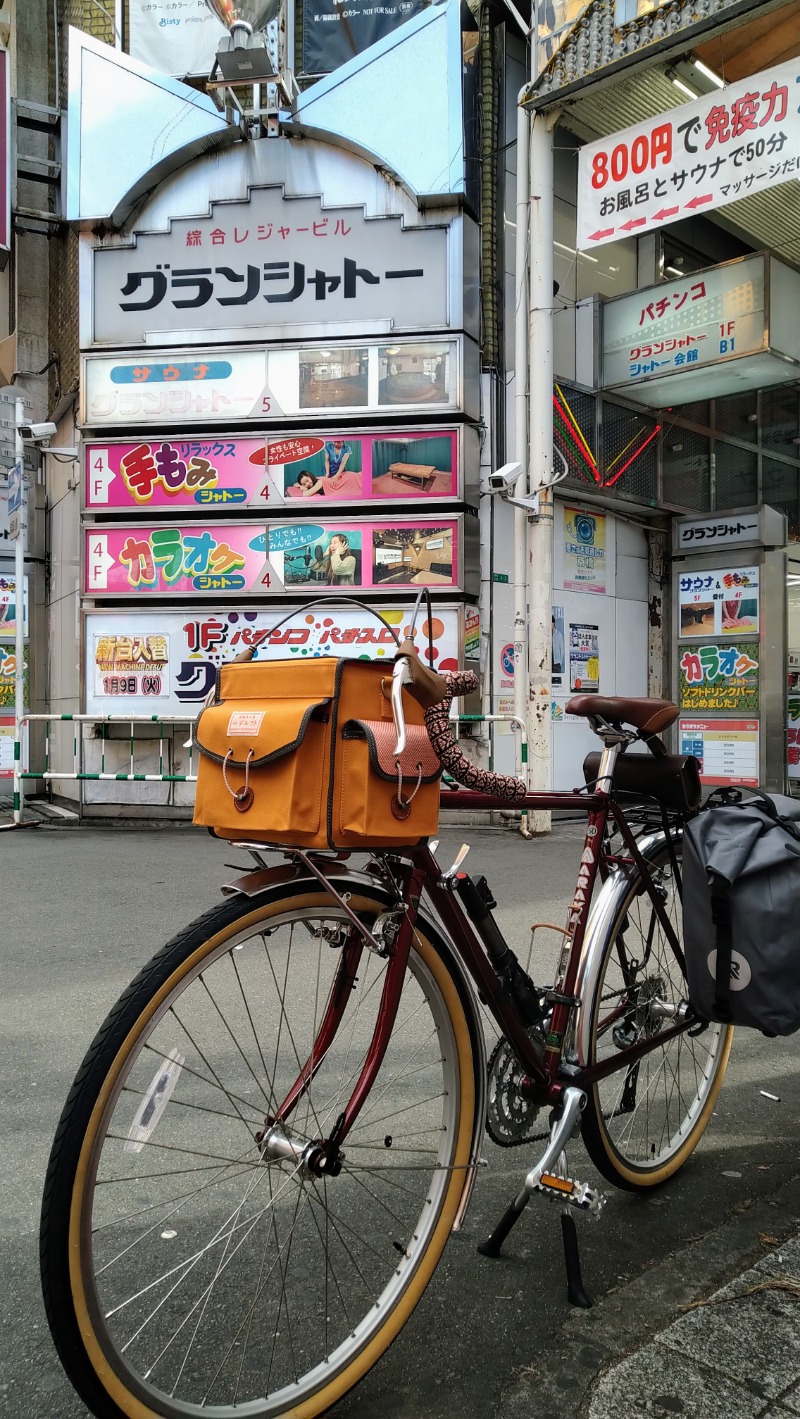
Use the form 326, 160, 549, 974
271, 784, 689, 1160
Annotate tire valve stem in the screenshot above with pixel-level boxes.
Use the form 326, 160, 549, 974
392, 1239, 410, 1258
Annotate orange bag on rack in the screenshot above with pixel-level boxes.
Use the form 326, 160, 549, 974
192, 655, 442, 848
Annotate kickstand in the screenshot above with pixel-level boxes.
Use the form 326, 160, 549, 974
561, 1211, 592, 1308
477, 1189, 530, 1259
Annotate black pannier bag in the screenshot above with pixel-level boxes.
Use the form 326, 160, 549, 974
683, 790, 800, 1036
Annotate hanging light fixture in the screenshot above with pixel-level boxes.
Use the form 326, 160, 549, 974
204, 0, 281, 83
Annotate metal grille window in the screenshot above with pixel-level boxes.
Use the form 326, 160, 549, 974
762, 458, 800, 539
662, 429, 710, 512
762, 387, 800, 456
714, 443, 758, 511
601, 401, 658, 500
715, 391, 759, 444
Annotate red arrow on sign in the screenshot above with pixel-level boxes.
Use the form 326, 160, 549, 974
685, 194, 713, 209
619, 217, 647, 231
652, 206, 680, 220
587, 227, 615, 240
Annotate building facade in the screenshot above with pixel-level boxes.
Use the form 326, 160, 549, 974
4, 0, 800, 812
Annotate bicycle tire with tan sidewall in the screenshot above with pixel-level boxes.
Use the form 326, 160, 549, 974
580, 839, 734, 1191
40, 882, 480, 1419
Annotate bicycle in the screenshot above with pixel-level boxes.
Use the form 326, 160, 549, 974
40, 640, 732, 1419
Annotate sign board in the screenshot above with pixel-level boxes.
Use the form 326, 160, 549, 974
7, 461, 21, 514
0, 50, 8, 265
302, 0, 429, 74
678, 566, 759, 639
0, 574, 28, 637
0, 714, 15, 776
0, 643, 27, 708
84, 517, 465, 598
128, 0, 228, 78
84, 605, 463, 715
91, 194, 449, 345
678, 641, 759, 712
81, 338, 468, 427
563, 507, 606, 594
84, 428, 467, 511
577, 59, 800, 249
603, 255, 767, 393
680, 717, 759, 786
673, 508, 783, 553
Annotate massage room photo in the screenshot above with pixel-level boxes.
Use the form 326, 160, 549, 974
272, 431, 457, 501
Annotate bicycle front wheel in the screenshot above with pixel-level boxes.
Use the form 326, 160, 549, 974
581, 837, 733, 1190
41, 883, 477, 1419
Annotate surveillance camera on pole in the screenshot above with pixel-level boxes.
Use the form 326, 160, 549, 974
488, 462, 540, 515
18, 421, 57, 443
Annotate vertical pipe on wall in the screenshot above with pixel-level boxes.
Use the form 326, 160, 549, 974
479, 371, 495, 764
527, 111, 555, 832
513, 93, 530, 792
13, 398, 25, 824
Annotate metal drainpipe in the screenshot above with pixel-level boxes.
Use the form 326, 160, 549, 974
526, 110, 557, 834
513, 88, 531, 822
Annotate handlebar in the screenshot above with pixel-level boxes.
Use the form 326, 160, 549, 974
392, 652, 528, 804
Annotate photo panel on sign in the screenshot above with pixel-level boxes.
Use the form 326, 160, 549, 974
678, 565, 760, 639
80, 337, 479, 427
84, 427, 473, 511
83, 517, 466, 597
84, 605, 465, 717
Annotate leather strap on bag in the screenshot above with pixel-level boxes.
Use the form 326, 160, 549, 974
709, 872, 734, 1023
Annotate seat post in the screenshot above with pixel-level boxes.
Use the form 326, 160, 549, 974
590, 721, 635, 792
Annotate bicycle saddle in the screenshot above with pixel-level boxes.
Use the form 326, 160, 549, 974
566, 695, 679, 734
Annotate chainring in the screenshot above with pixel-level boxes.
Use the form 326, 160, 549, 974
485, 1031, 546, 1147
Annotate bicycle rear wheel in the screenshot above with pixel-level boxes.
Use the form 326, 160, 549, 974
40, 882, 477, 1419
581, 838, 733, 1190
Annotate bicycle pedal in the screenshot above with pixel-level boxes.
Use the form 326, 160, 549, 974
533, 1173, 602, 1214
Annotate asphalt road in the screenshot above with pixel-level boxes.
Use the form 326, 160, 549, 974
3, 823, 800, 1419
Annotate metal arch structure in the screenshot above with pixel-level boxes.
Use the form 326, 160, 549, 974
66, 29, 236, 227
66, 0, 473, 231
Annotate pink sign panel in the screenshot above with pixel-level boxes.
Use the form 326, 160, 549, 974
84, 429, 461, 511
85, 437, 265, 511
84, 518, 463, 597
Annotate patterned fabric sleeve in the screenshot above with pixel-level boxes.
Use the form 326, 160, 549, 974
424, 673, 528, 803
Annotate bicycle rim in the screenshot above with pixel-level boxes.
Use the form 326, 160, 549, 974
58, 889, 475, 1418
581, 842, 733, 1189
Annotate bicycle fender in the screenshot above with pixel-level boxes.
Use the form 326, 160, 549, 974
564, 829, 677, 1070
221, 858, 488, 1233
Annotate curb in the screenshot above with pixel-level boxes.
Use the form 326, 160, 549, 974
501, 1170, 800, 1419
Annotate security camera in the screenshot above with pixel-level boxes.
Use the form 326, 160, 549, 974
19, 421, 58, 442
489, 462, 523, 494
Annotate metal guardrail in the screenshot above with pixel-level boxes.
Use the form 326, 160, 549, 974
12, 714, 197, 825
10, 711, 527, 826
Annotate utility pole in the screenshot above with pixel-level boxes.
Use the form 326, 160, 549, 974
513, 95, 530, 791
526, 112, 556, 833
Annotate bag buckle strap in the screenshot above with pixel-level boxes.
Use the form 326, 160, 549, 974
222, 747, 255, 813
396, 758, 424, 811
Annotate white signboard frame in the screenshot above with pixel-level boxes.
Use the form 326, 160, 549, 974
603, 254, 767, 393
80, 337, 477, 427
83, 605, 465, 716
578, 58, 800, 249
88, 193, 451, 346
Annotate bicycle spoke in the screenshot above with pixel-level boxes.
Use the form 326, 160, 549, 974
66, 892, 468, 1416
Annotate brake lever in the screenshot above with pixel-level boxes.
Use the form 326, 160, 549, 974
392, 657, 413, 757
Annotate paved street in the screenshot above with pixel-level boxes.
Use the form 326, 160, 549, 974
3, 822, 800, 1419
